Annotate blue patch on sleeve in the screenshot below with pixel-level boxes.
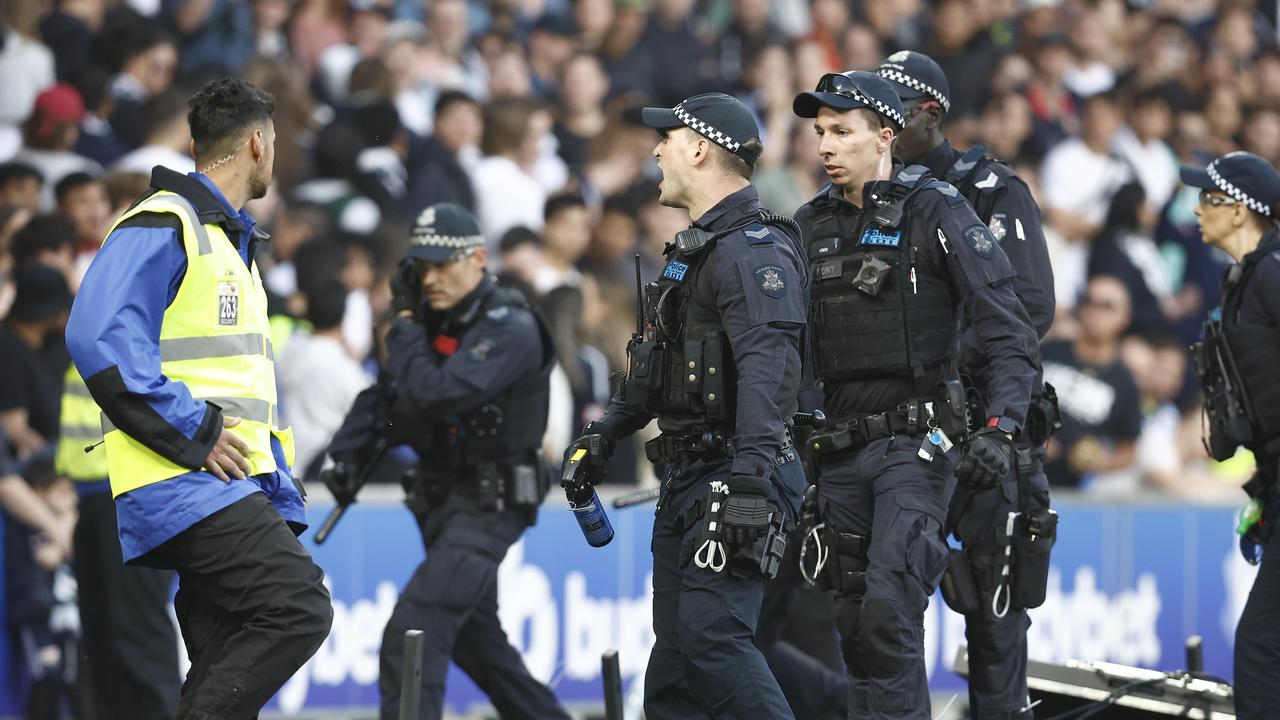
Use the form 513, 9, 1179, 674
965, 224, 996, 258
663, 260, 689, 282
859, 227, 902, 247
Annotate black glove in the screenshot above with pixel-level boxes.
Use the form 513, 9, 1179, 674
320, 460, 359, 506
719, 475, 773, 546
561, 425, 615, 489
956, 428, 1013, 491
390, 259, 421, 315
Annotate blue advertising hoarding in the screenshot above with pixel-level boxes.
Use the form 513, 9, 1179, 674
258, 497, 1252, 715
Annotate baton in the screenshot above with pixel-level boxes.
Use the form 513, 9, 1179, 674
612, 486, 661, 509
314, 438, 390, 544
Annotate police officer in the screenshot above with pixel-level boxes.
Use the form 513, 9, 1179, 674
878, 51, 1057, 719
791, 71, 1039, 719
563, 92, 809, 719
56, 365, 180, 719
66, 78, 333, 717
325, 203, 570, 720
1180, 152, 1280, 720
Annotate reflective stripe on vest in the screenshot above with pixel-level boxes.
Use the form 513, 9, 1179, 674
55, 365, 107, 481
99, 191, 295, 497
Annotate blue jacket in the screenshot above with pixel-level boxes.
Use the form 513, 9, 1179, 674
66, 168, 305, 566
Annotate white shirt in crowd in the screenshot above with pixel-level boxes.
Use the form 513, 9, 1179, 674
0, 30, 55, 161
278, 331, 373, 476
1039, 137, 1132, 235
1112, 127, 1179, 211
112, 146, 197, 176
472, 154, 546, 255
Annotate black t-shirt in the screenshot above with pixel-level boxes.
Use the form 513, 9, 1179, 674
0, 329, 64, 446
1040, 339, 1143, 488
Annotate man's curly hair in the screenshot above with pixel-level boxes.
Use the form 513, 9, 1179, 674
187, 78, 275, 159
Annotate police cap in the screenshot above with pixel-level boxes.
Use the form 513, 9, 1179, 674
875, 50, 952, 115
1180, 152, 1280, 218
793, 71, 907, 129
642, 92, 762, 165
407, 203, 485, 262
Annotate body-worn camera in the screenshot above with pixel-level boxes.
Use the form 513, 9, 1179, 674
851, 253, 893, 296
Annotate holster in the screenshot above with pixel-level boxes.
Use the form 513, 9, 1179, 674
1012, 508, 1058, 609
1025, 382, 1063, 447
940, 547, 981, 615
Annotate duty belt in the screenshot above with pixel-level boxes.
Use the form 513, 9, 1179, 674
645, 426, 795, 464
810, 399, 938, 456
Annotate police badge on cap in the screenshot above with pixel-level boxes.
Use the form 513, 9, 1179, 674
408, 203, 486, 262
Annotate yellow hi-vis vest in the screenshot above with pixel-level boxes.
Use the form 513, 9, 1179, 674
55, 365, 107, 481
100, 190, 295, 497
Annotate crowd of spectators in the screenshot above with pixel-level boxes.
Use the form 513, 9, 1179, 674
0, 0, 1275, 703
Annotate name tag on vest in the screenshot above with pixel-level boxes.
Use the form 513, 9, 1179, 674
663, 260, 690, 282
217, 281, 239, 326
859, 227, 902, 247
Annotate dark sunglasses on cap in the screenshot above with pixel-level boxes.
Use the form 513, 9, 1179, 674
1198, 189, 1237, 208
815, 72, 877, 104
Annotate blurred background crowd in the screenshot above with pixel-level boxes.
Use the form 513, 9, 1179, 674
0, 0, 1276, 692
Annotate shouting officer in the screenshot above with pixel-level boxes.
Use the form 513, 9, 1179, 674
563, 92, 808, 719
325, 203, 569, 720
65, 78, 333, 716
792, 71, 1039, 719
1181, 152, 1280, 720
878, 51, 1058, 719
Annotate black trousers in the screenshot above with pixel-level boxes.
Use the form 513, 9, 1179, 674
378, 494, 568, 720
948, 450, 1050, 719
73, 491, 180, 720
1235, 475, 1280, 720
147, 493, 333, 720
817, 434, 954, 720
644, 454, 806, 720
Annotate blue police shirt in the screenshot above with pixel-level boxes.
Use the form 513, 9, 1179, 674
66, 172, 305, 565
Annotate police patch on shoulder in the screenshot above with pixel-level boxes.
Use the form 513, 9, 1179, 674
663, 259, 690, 282
988, 213, 1007, 243
755, 265, 786, 297
859, 227, 902, 247
965, 224, 996, 258
470, 338, 494, 361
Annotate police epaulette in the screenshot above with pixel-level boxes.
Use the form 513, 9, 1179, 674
924, 179, 967, 207
892, 165, 931, 188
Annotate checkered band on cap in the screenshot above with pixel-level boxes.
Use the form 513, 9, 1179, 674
1209, 160, 1273, 216
673, 103, 743, 154
836, 75, 906, 129
875, 68, 951, 113
410, 206, 485, 250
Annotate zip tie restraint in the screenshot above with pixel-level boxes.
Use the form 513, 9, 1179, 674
694, 481, 729, 573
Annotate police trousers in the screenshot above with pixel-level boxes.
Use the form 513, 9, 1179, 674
645, 453, 807, 720
948, 448, 1050, 720
74, 490, 180, 720
817, 433, 954, 720
148, 493, 334, 720
1235, 456, 1280, 720
378, 493, 569, 720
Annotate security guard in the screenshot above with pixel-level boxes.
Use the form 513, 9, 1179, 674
563, 92, 809, 719
324, 203, 569, 720
56, 366, 180, 719
792, 71, 1039, 719
1181, 152, 1280, 720
878, 51, 1057, 719
66, 78, 333, 717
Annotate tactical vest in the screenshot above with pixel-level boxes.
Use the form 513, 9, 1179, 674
424, 283, 555, 468
808, 168, 955, 383
100, 191, 295, 497
55, 365, 107, 481
623, 212, 802, 436
1212, 245, 1280, 455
